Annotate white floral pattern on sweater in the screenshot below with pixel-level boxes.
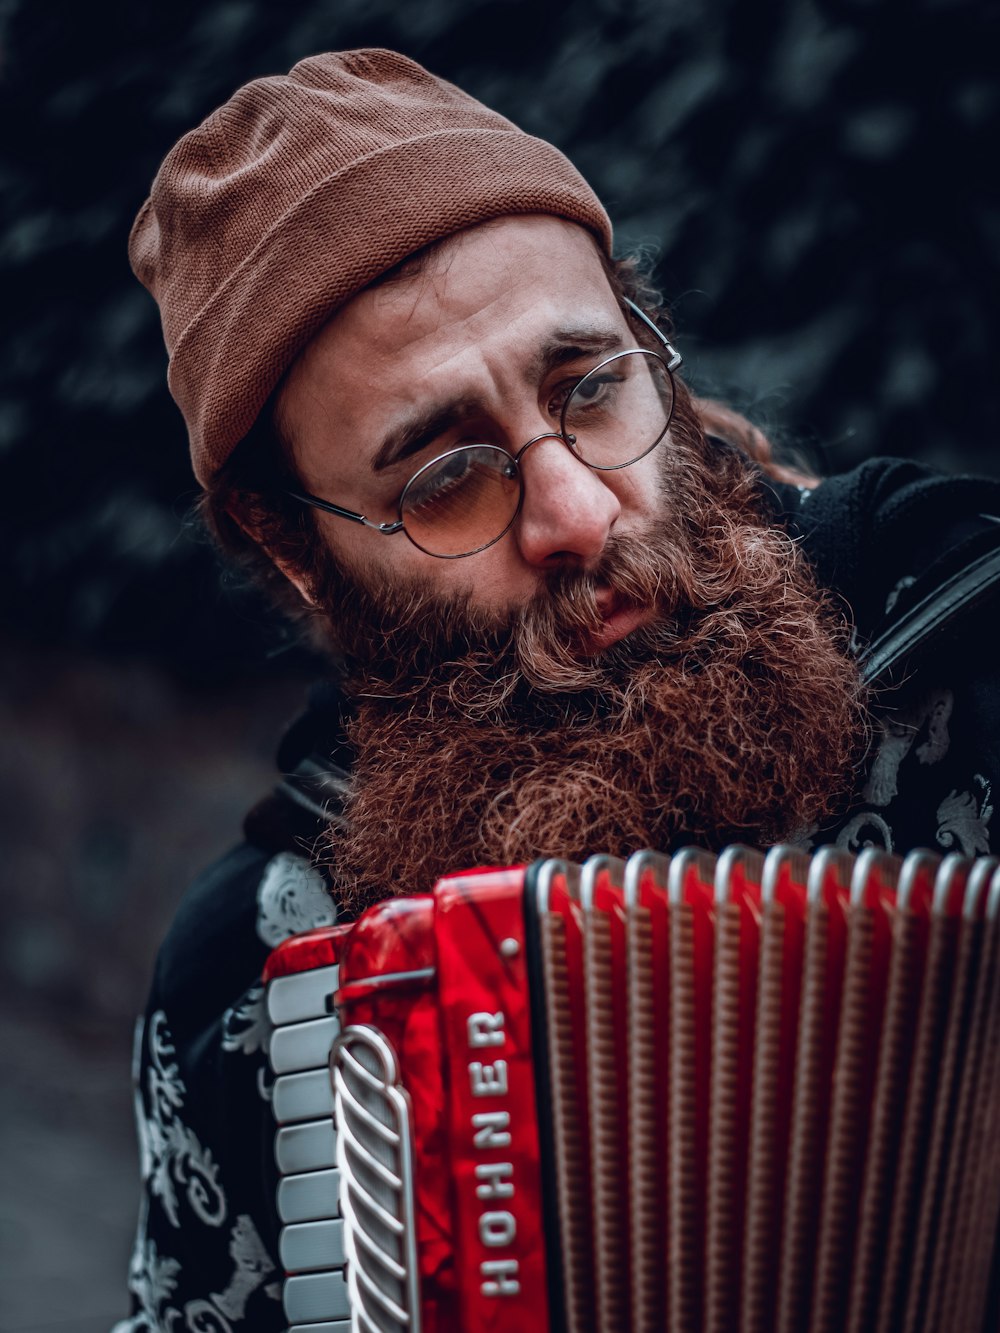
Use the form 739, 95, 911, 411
113, 1013, 279, 1331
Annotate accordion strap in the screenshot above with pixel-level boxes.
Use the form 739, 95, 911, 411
859, 540, 1000, 685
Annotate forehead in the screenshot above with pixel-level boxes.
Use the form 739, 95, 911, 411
277, 216, 620, 445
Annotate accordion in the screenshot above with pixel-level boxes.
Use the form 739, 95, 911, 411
263, 844, 1000, 1332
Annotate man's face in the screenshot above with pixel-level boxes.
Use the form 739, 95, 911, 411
272, 215, 868, 913
277, 215, 664, 649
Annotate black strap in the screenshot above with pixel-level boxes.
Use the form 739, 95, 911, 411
859, 543, 1000, 685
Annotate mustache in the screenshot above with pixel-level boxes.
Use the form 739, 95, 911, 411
332, 509, 791, 722
334, 529, 685, 715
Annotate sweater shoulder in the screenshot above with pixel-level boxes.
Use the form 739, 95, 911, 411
152, 841, 274, 1038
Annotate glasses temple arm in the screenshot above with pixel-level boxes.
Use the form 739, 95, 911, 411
623, 298, 683, 372
286, 489, 404, 535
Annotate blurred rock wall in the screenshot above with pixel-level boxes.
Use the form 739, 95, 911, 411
1, 0, 997, 673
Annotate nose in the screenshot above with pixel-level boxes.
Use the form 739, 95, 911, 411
512, 432, 621, 568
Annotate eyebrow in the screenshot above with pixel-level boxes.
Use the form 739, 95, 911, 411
371, 323, 626, 472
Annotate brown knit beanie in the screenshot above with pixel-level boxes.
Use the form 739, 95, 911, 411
130, 48, 613, 487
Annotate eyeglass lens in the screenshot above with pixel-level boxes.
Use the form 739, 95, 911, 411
399, 349, 673, 557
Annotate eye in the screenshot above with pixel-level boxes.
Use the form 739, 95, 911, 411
546, 369, 615, 418
573, 372, 622, 405
402, 446, 516, 515
404, 449, 478, 510
560, 369, 626, 430
399, 445, 521, 556
546, 379, 576, 416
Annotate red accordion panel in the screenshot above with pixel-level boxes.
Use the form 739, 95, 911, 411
265, 846, 1000, 1333
335, 867, 548, 1331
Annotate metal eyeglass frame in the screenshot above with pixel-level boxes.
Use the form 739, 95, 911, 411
285, 297, 682, 559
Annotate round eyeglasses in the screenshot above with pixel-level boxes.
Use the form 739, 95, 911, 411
287, 304, 682, 559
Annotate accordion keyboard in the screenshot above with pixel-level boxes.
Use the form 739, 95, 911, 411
267, 956, 350, 1332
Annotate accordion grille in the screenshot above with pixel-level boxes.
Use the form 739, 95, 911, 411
846, 897, 924, 1333
706, 898, 743, 1333
811, 898, 878, 1333
540, 909, 594, 1333
668, 900, 702, 1333
931, 913, 987, 1323
585, 905, 628, 1331
956, 909, 1000, 1327
317, 844, 1000, 1332
333, 1026, 420, 1333
627, 906, 664, 1329
776, 892, 834, 1333
948, 877, 1000, 1328
906, 901, 983, 1332
880, 900, 957, 1330
742, 896, 788, 1333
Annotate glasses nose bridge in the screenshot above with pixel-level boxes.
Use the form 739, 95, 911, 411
512, 428, 575, 467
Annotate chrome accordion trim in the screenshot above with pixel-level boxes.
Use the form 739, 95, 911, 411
332, 1024, 421, 1333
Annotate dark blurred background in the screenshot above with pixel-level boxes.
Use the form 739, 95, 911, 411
0, 0, 997, 1327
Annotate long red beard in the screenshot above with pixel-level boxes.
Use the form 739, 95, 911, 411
305, 394, 870, 915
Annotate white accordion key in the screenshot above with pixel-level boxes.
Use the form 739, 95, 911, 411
267, 963, 340, 1025
274, 1068, 336, 1123
288, 1323, 351, 1333
275, 1119, 338, 1174
278, 1168, 342, 1223
279, 1218, 346, 1273
270, 1014, 341, 1075
283, 1269, 351, 1324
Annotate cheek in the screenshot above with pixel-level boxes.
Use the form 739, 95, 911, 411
312, 513, 420, 604
441, 543, 545, 610
606, 454, 665, 515
314, 513, 369, 574
319, 506, 529, 608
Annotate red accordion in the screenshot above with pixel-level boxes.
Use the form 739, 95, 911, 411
264, 845, 1000, 1332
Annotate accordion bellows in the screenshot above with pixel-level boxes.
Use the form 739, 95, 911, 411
264, 845, 1000, 1333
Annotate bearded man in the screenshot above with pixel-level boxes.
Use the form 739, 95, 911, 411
115, 50, 1000, 1330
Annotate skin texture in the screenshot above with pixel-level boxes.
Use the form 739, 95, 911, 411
277, 215, 665, 637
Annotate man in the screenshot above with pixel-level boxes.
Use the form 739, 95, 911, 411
117, 49, 1000, 1328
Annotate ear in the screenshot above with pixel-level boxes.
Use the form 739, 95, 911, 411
223, 501, 319, 608
272, 560, 318, 608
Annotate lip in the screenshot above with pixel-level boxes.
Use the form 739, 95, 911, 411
586, 592, 656, 652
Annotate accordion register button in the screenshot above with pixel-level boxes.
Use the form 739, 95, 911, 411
274, 1068, 336, 1124
278, 1168, 341, 1223
275, 1120, 337, 1174
267, 965, 340, 1026
283, 1269, 350, 1323
270, 1015, 341, 1075
288, 1323, 351, 1333
280, 1218, 346, 1273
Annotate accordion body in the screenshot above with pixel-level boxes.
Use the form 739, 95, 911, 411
263, 845, 1000, 1332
